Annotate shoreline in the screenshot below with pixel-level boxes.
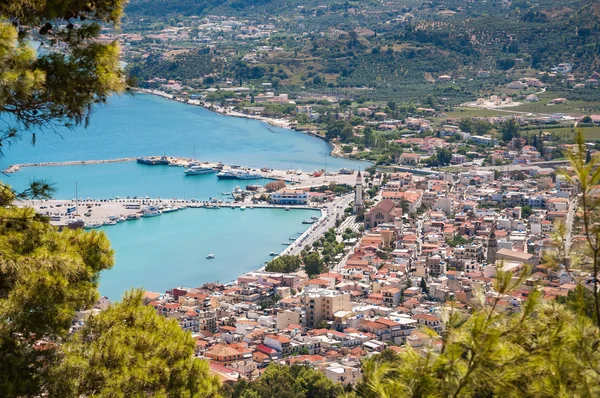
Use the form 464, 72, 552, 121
132, 88, 347, 160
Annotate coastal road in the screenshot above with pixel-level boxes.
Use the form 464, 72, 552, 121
282, 194, 355, 256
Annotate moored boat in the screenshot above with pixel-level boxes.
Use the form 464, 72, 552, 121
206, 254, 215, 259
184, 166, 216, 176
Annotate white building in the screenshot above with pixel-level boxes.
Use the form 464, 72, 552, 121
270, 189, 309, 205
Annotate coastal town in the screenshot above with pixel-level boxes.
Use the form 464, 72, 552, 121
60, 134, 587, 386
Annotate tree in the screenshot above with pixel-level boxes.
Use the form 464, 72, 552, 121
435, 148, 452, 166
231, 364, 342, 398
265, 255, 302, 273
419, 277, 429, 294
265, 180, 286, 192
521, 205, 533, 218
0, 204, 114, 396
48, 290, 220, 397
501, 119, 520, 142
303, 252, 324, 277
0, 0, 127, 148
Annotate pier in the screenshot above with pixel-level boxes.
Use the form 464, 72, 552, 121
3, 157, 136, 174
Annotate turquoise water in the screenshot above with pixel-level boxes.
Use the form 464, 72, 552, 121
3, 94, 368, 198
99, 207, 318, 301
0, 94, 367, 299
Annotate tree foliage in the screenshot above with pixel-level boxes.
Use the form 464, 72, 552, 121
49, 290, 221, 398
0, 204, 114, 396
302, 251, 324, 277
0, 0, 127, 149
265, 255, 302, 273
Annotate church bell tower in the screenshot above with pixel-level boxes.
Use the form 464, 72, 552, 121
353, 170, 363, 214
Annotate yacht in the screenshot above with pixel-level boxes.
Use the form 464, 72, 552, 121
184, 166, 216, 176
206, 254, 215, 259
217, 171, 262, 180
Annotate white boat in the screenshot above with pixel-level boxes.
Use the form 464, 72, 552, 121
103, 220, 117, 226
282, 242, 291, 245
207, 205, 220, 209
162, 207, 179, 213
206, 254, 215, 259
117, 216, 127, 223
285, 207, 290, 211
221, 192, 231, 195
240, 206, 246, 210
84, 222, 102, 229
141, 206, 162, 217
184, 166, 216, 176
269, 252, 277, 256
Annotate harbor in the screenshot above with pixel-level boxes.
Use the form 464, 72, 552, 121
5, 156, 362, 188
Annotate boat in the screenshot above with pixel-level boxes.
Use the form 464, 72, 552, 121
289, 237, 296, 241
282, 242, 291, 245
246, 185, 261, 191
126, 214, 140, 221
141, 206, 162, 217
137, 155, 170, 166
285, 207, 290, 211
260, 167, 270, 172
240, 206, 246, 210
217, 171, 262, 180
162, 207, 179, 213
184, 166, 216, 176
206, 254, 215, 259
269, 252, 278, 256
302, 219, 316, 224
84, 222, 102, 229
221, 192, 231, 195
232, 186, 244, 195
103, 220, 117, 226
117, 216, 127, 223
311, 215, 319, 220
207, 205, 220, 209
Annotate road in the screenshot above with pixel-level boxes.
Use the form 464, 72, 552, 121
281, 193, 355, 257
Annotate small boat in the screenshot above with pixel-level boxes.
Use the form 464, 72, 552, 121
104, 220, 117, 226
206, 254, 215, 259
240, 206, 246, 210
285, 207, 290, 211
141, 206, 162, 217
302, 219, 316, 224
289, 237, 296, 241
126, 214, 140, 221
207, 205, 220, 209
269, 252, 277, 256
84, 222, 102, 229
311, 215, 319, 220
282, 242, 291, 245
221, 192, 231, 195
117, 216, 127, 223
162, 207, 179, 213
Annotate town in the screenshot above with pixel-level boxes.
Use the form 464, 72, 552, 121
71, 140, 586, 386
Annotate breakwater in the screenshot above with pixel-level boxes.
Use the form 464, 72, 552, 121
3, 157, 136, 174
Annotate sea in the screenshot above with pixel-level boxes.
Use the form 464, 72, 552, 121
1, 94, 368, 300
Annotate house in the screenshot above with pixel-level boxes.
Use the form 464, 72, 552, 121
399, 153, 420, 165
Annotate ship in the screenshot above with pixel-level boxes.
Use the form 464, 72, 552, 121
136, 155, 170, 166
217, 171, 262, 180
184, 166, 217, 176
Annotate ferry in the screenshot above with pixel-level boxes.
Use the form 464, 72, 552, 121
217, 171, 262, 180
184, 166, 216, 176
137, 156, 169, 166
206, 254, 215, 259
